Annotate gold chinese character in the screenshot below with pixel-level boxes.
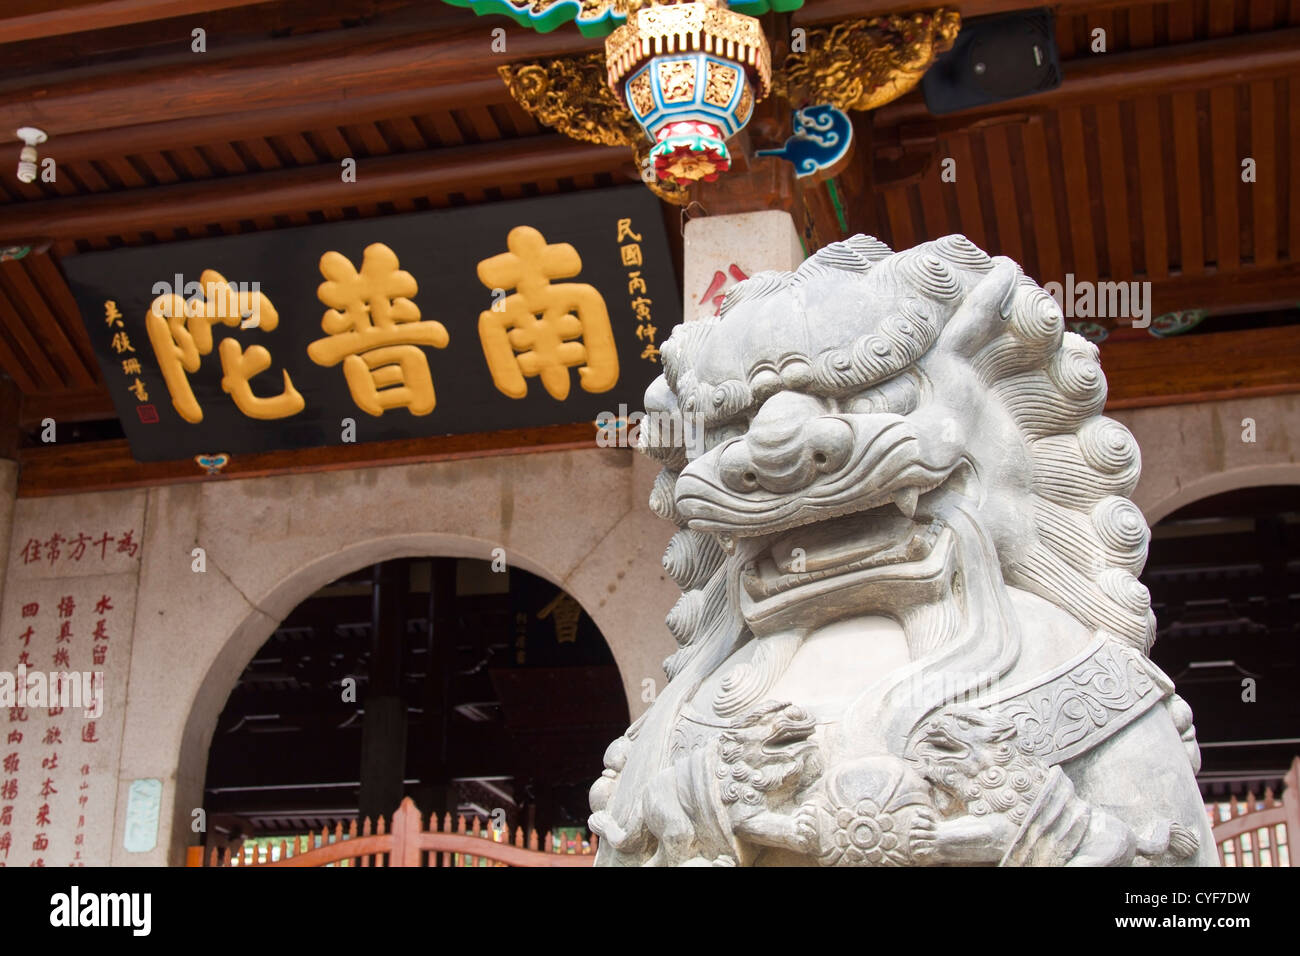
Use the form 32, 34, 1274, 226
537, 592, 582, 644
620, 244, 643, 267
630, 296, 652, 321
104, 301, 123, 327
640, 342, 660, 362
636, 323, 657, 342
627, 271, 647, 295
616, 219, 641, 243
308, 243, 448, 416
111, 332, 135, 354
121, 358, 141, 375
145, 271, 301, 423
128, 378, 148, 402
477, 226, 618, 400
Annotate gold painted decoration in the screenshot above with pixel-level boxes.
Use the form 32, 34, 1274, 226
476, 226, 620, 400
704, 61, 740, 108
308, 243, 450, 417
605, 0, 771, 100
628, 71, 655, 115
497, 53, 643, 148
778, 10, 961, 113
658, 59, 697, 103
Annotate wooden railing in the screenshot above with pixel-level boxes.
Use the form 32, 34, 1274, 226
1209, 757, 1299, 866
187, 797, 596, 867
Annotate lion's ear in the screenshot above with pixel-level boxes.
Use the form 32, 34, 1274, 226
990, 722, 1016, 743
935, 257, 1020, 358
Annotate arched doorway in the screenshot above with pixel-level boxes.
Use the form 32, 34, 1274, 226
198, 555, 627, 854
1142, 484, 1300, 800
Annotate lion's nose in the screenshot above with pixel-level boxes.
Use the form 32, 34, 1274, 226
718, 392, 853, 494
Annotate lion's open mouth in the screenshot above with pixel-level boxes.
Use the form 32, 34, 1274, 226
720, 460, 982, 631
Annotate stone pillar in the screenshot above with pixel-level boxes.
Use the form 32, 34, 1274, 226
681, 211, 806, 323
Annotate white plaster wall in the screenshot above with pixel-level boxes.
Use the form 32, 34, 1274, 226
1111, 393, 1300, 524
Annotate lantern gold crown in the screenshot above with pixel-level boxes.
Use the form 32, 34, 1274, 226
604, 0, 772, 104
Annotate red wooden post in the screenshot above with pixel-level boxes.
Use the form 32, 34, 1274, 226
1283, 757, 1300, 867
389, 798, 422, 867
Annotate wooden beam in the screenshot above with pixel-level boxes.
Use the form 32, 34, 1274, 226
0, 20, 599, 140
0, 137, 629, 242
16, 421, 604, 497
31, 80, 509, 167
1149, 261, 1300, 314
19, 386, 115, 427
796, 0, 1151, 25
874, 28, 1300, 132
0, 0, 274, 44
1100, 326, 1300, 410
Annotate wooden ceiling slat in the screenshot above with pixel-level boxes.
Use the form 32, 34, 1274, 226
196, 142, 247, 176
1020, 120, 1063, 283
24, 252, 98, 378
238, 137, 282, 172
268, 133, 319, 167
944, 134, 987, 251
306, 128, 353, 162
1094, 102, 1134, 279
916, 168, 950, 242
882, 189, 916, 252
420, 112, 465, 149
1208, 0, 1236, 35
342, 123, 390, 158
0, 259, 97, 388
134, 151, 181, 185
165, 146, 215, 180
1247, 0, 1276, 28
65, 160, 111, 193
1057, 106, 1099, 281
1250, 79, 1279, 267
101, 156, 148, 189
1133, 97, 1170, 279
0, 323, 41, 392
1055, 12, 1078, 58
459, 106, 504, 144
1209, 85, 1242, 271
1167, 0, 1196, 40
1129, 2, 1156, 45
1170, 90, 1206, 274
377, 117, 427, 153
981, 124, 1025, 267
1289, 75, 1300, 261
0, 280, 65, 391
498, 101, 541, 138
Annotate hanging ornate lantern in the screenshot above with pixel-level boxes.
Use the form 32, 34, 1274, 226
604, 0, 771, 185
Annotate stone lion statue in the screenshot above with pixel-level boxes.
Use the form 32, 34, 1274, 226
589, 234, 1216, 866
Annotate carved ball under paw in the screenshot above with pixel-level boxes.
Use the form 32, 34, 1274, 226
804, 754, 939, 866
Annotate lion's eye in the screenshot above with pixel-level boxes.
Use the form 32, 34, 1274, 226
704, 421, 746, 452
842, 369, 921, 416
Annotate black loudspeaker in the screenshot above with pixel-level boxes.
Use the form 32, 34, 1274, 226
921, 8, 1061, 115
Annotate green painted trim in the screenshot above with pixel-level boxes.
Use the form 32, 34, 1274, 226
437, 0, 804, 38
826, 178, 849, 236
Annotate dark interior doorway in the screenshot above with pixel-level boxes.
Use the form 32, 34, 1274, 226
200, 556, 628, 848
1143, 485, 1300, 799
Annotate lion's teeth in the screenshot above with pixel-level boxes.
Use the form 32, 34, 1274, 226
892, 488, 919, 519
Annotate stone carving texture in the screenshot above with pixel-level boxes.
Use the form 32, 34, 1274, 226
590, 233, 1216, 866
